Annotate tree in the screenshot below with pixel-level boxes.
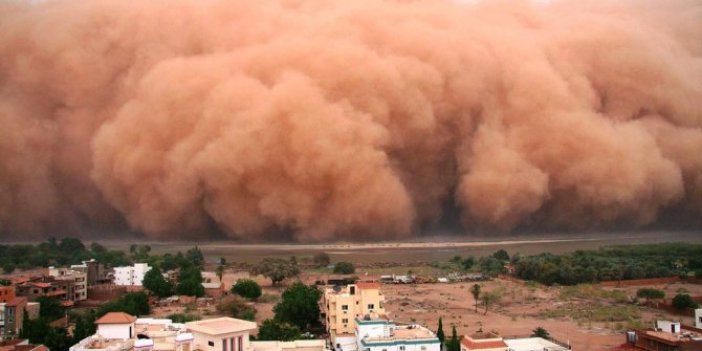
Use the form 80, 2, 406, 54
129, 244, 138, 253
143, 266, 173, 297
2, 263, 15, 274
470, 284, 481, 313
333, 262, 355, 274
90, 242, 107, 254
479, 256, 506, 277
436, 317, 445, 345
481, 291, 501, 315
273, 282, 321, 330
257, 319, 302, 341
313, 253, 331, 267
232, 279, 262, 300
36, 296, 65, 320
186, 246, 204, 266
217, 296, 256, 321
461, 257, 475, 270
59, 238, 85, 253
252, 258, 300, 286
72, 310, 97, 343
98, 292, 150, 316
672, 294, 699, 310
446, 325, 459, 351
636, 288, 665, 307
450, 255, 462, 263
216, 265, 225, 282
177, 266, 205, 297
493, 249, 510, 262
531, 327, 550, 339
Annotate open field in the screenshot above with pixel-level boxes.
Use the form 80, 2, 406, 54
145, 267, 702, 351
98, 231, 702, 264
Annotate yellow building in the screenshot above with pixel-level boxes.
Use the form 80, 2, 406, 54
323, 282, 385, 351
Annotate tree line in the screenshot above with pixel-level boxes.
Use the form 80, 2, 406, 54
513, 243, 702, 286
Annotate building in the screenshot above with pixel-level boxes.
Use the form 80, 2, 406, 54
0, 339, 48, 351
0, 288, 15, 304
113, 264, 151, 286
695, 309, 702, 329
201, 272, 224, 299
186, 317, 255, 351
186, 317, 329, 351
71, 315, 328, 351
355, 316, 440, 351
324, 283, 385, 336
16, 280, 67, 302
95, 312, 137, 340
459, 333, 570, 351
503, 337, 570, 351
633, 320, 702, 351
459, 332, 507, 351
49, 267, 88, 302
71, 260, 112, 286
71, 314, 193, 351
1, 298, 27, 340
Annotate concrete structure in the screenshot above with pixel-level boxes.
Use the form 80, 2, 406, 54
633, 321, 702, 351
71, 314, 328, 351
459, 333, 507, 351
355, 316, 439, 351
0, 288, 15, 304
1, 298, 26, 340
113, 264, 151, 286
695, 308, 702, 329
186, 317, 255, 351
71, 260, 112, 286
71, 316, 193, 351
49, 267, 88, 301
503, 337, 569, 351
324, 283, 385, 336
95, 312, 137, 340
16, 281, 67, 302
0, 339, 48, 351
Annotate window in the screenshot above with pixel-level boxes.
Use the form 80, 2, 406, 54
208, 341, 214, 347
399, 347, 405, 351
420, 347, 426, 351
342, 319, 348, 323
341, 305, 348, 310
367, 304, 374, 310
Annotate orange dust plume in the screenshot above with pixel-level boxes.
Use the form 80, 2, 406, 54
1, 0, 701, 241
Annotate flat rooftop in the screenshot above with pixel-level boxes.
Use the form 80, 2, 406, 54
362, 325, 437, 344
186, 317, 257, 335
504, 337, 569, 351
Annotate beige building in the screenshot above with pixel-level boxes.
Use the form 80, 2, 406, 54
323, 282, 385, 351
48, 267, 88, 301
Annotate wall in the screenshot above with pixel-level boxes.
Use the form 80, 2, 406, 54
97, 323, 134, 340
191, 331, 249, 351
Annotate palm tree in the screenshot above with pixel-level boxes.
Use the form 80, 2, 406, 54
470, 284, 481, 313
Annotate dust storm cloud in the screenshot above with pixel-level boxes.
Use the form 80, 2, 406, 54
1, 0, 701, 242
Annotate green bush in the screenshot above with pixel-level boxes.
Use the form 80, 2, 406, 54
672, 294, 699, 310
333, 262, 355, 274
231, 279, 262, 299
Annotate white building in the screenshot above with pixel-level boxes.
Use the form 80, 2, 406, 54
355, 316, 440, 351
695, 308, 702, 329
70, 315, 328, 351
113, 263, 151, 286
70, 313, 194, 351
503, 337, 570, 351
186, 317, 329, 351
96, 312, 136, 339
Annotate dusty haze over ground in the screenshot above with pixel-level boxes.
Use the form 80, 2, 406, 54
1, 0, 701, 242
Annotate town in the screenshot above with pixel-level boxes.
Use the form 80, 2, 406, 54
1, 239, 702, 351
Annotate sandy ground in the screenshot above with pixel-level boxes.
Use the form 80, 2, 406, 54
96, 231, 702, 264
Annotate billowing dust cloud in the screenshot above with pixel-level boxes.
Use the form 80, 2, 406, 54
1, 0, 701, 242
